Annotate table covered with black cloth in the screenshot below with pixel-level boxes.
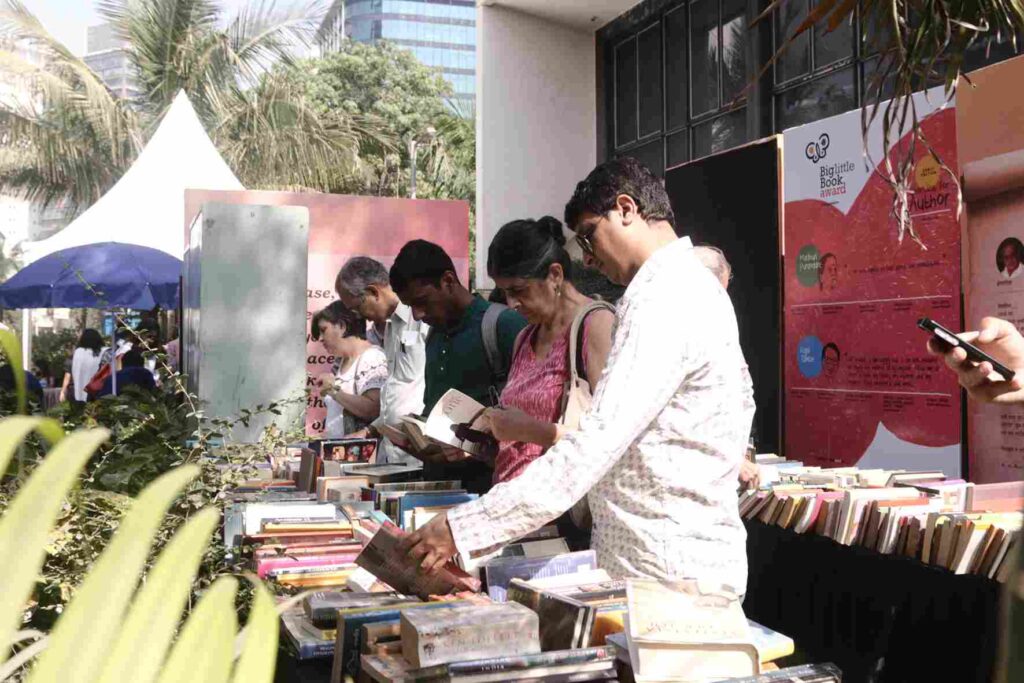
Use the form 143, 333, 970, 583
743, 520, 1002, 683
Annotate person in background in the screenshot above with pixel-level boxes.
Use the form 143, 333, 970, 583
94, 348, 156, 398
63, 328, 103, 403
0, 363, 44, 407
694, 245, 733, 290
819, 252, 839, 292
311, 300, 388, 438
403, 158, 755, 592
997, 238, 1024, 281
925, 316, 1024, 683
164, 334, 180, 374
693, 246, 761, 491
389, 239, 527, 493
478, 216, 614, 484
336, 256, 429, 464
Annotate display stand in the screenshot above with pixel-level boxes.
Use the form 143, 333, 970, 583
743, 520, 1001, 683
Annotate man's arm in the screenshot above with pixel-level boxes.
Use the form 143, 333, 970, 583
926, 316, 1024, 404
433, 299, 701, 560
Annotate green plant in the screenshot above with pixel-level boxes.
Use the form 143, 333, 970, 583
31, 328, 76, 387
0, 0, 374, 209
0, 328, 279, 682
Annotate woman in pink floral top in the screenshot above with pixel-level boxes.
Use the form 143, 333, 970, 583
479, 217, 614, 484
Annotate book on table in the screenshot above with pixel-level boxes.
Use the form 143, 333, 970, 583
624, 578, 758, 681
387, 389, 493, 458
400, 601, 541, 668
355, 521, 481, 599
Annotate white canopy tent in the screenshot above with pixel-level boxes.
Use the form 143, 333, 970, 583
23, 90, 243, 263
18, 90, 243, 376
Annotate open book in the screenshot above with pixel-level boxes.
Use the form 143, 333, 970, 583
382, 389, 494, 458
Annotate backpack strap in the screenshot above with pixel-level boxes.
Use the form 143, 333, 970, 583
568, 301, 616, 385
481, 302, 509, 386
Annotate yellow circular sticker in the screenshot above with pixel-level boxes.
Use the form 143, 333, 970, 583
915, 154, 941, 189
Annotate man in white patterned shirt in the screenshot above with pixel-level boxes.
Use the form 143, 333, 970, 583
402, 158, 756, 593
336, 256, 429, 464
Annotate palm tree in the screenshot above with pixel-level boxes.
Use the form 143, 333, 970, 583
0, 0, 380, 210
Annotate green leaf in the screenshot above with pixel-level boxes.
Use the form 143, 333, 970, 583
0, 328, 26, 414
0, 415, 64, 474
232, 580, 279, 683
0, 426, 108, 670
28, 465, 200, 683
156, 577, 239, 683
96, 507, 220, 683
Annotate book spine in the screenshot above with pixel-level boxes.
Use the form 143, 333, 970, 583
445, 647, 613, 675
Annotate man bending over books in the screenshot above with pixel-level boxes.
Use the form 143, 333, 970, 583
402, 158, 756, 593
389, 240, 527, 494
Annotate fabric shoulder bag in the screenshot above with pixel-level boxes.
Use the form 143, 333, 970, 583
558, 300, 615, 429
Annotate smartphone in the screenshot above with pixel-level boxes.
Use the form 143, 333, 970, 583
917, 317, 1016, 381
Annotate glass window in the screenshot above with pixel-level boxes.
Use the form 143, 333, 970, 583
615, 37, 638, 147
638, 23, 663, 138
721, 0, 748, 104
690, 0, 719, 116
814, 1, 853, 67
664, 5, 688, 131
666, 129, 689, 168
775, 66, 855, 130
775, 0, 810, 84
692, 107, 746, 158
623, 139, 665, 177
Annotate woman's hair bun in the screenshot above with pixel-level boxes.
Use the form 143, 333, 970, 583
536, 216, 566, 246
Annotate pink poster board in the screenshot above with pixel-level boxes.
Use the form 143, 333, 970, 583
184, 190, 469, 436
782, 91, 962, 474
957, 55, 1024, 482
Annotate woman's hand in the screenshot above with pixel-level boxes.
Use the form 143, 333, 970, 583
315, 373, 336, 394
478, 407, 556, 444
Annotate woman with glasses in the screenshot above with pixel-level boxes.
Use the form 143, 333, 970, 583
311, 301, 388, 439
478, 216, 615, 490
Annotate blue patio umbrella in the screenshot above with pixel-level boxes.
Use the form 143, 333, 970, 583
0, 242, 181, 310
0, 242, 182, 395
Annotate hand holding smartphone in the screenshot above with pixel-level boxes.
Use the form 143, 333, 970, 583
918, 318, 1016, 381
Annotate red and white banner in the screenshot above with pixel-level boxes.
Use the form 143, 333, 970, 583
782, 88, 962, 475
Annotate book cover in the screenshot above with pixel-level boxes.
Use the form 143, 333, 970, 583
482, 550, 598, 602
280, 608, 335, 661
400, 602, 541, 668
302, 591, 408, 628
507, 578, 595, 651
355, 522, 482, 599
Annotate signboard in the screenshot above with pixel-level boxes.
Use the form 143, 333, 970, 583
185, 190, 469, 436
782, 88, 962, 474
957, 55, 1024, 482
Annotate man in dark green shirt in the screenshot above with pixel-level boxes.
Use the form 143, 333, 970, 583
390, 240, 527, 492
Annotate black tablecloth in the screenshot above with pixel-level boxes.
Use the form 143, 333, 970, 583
743, 520, 1002, 683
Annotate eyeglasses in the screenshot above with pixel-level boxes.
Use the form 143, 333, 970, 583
575, 220, 600, 258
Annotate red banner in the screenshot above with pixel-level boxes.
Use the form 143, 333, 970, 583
782, 95, 962, 473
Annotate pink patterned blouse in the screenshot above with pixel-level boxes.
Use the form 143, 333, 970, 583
494, 317, 593, 483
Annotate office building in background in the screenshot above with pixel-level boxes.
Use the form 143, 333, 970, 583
318, 0, 475, 114
84, 23, 142, 103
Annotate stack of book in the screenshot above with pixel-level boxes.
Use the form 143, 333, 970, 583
739, 464, 1023, 580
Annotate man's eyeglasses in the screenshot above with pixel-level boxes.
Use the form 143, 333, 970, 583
575, 222, 598, 257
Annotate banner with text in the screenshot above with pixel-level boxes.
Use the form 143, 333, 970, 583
957, 55, 1024, 482
186, 190, 469, 436
782, 88, 962, 474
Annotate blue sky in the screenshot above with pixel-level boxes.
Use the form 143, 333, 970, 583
20, 1, 294, 55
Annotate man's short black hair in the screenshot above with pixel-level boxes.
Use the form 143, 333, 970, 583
564, 157, 676, 231
822, 342, 840, 361
310, 301, 366, 340
389, 239, 458, 293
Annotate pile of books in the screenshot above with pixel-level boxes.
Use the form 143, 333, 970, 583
740, 458, 1023, 581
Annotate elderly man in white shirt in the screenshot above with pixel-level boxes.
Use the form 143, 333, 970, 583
336, 256, 429, 464
402, 157, 756, 594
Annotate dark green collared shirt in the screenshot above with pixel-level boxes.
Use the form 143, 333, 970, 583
423, 296, 527, 413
